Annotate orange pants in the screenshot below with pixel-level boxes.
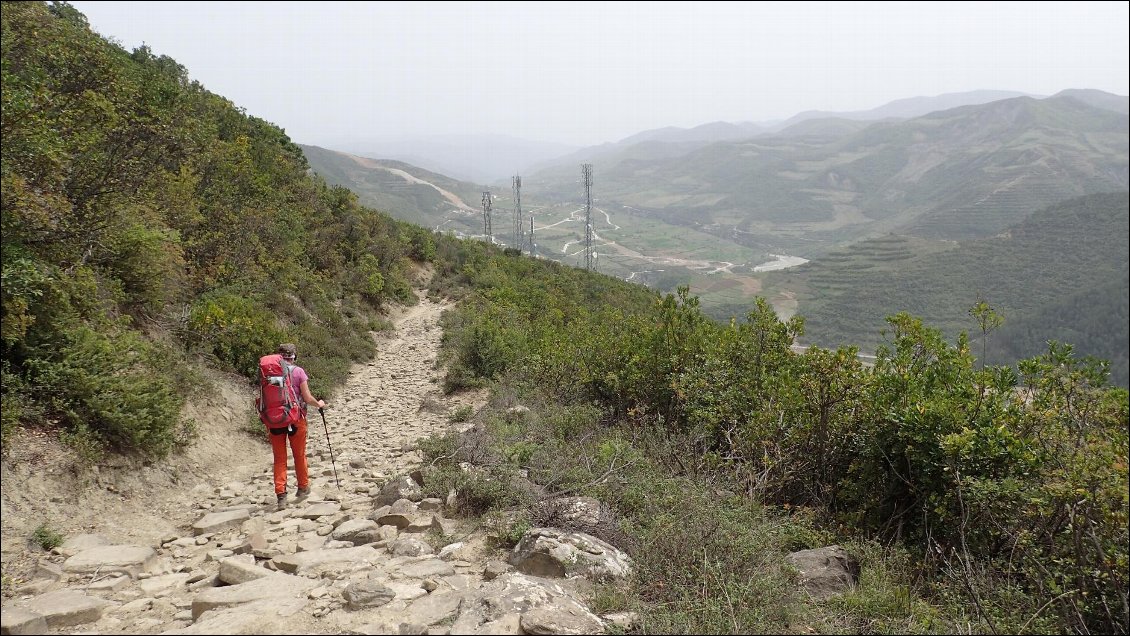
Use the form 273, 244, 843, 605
269, 416, 308, 495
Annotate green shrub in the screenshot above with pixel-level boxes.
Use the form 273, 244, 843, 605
541, 403, 602, 440
29, 327, 187, 459
822, 541, 948, 634
186, 292, 283, 377
349, 253, 385, 303
455, 472, 532, 516
59, 422, 106, 464
484, 511, 531, 549
31, 523, 65, 551
449, 405, 474, 423
1, 361, 32, 452
103, 222, 185, 314
417, 431, 460, 465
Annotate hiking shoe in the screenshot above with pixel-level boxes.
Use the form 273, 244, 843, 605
295, 487, 311, 500
276, 493, 287, 510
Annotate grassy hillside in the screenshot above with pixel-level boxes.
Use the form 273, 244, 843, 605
772, 192, 1130, 385
300, 144, 486, 234
1, 2, 436, 457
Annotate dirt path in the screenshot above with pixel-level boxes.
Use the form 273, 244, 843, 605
313, 294, 467, 479
1, 290, 636, 635
1, 291, 479, 593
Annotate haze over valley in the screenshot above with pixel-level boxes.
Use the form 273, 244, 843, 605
302, 89, 1129, 384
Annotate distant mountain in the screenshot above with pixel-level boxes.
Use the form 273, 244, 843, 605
521, 91, 1049, 198
617, 121, 764, 145
771, 90, 1039, 131
771, 192, 1130, 386
524, 122, 766, 178
526, 94, 1129, 250
773, 117, 874, 141
301, 144, 487, 234
317, 134, 578, 185
1053, 88, 1130, 114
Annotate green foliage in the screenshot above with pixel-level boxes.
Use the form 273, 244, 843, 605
452, 470, 532, 517
1, 360, 32, 452
31, 523, 64, 551
431, 229, 1128, 634
448, 404, 474, 423
186, 293, 283, 376
821, 542, 948, 634
27, 326, 189, 459
789, 194, 1129, 386
350, 253, 385, 302
417, 430, 459, 466
101, 222, 185, 315
1, 2, 429, 458
485, 511, 531, 549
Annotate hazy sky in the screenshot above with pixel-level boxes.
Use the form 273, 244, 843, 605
70, 1, 1129, 147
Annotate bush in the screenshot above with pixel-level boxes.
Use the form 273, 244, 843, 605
1, 361, 33, 453
28, 327, 188, 459
485, 511, 530, 549
185, 292, 283, 377
31, 523, 65, 551
449, 404, 474, 423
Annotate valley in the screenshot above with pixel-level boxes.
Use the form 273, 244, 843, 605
303, 92, 1129, 386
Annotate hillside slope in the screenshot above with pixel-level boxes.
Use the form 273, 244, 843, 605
526, 94, 1129, 252
300, 144, 486, 234
773, 192, 1130, 385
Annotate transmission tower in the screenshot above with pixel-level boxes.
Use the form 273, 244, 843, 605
582, 163, 594, 270
512, 175, 523, 252
481, 191, 492, 243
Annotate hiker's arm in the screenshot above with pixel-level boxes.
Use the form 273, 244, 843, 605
300, 381, 326, 409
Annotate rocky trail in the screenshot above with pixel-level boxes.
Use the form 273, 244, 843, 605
1, 292, 636, 635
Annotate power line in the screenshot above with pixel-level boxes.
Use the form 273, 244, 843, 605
481, 191, 492, 243
513, 175, 523, 252
582, 163, 594, 270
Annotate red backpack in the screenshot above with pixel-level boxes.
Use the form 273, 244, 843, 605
256, 354, 303, 429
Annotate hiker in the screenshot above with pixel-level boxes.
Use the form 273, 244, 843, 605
264, 343, 327, 510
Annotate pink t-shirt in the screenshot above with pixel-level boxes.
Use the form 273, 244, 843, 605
289, 364, 309, 406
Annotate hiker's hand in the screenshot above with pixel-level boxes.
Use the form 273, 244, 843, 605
316, 399, 327, 409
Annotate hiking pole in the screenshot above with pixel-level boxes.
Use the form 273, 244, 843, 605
318, 407, 341, 489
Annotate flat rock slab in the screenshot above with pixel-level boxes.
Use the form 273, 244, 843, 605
407, 591, 463, 626
342, 581, 395, 610
191, 574, 317, 619
509, 529, 632, 582
62, 545, 158, 578
0, 607, 48, 635
272, 545, 383, 574
168, 598, 304, 634
520, 602, 604, 635
218, 557, 271, 585
192, 509, 251, 536
385, 580, 428, 601
785, 544, 860, 599
331, 518, 379, 543
397, 558, 456, 579
57, 534, 112, 557
137, 573, 190, 597
298, 502, 340, 519
21, 590, 115, 628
